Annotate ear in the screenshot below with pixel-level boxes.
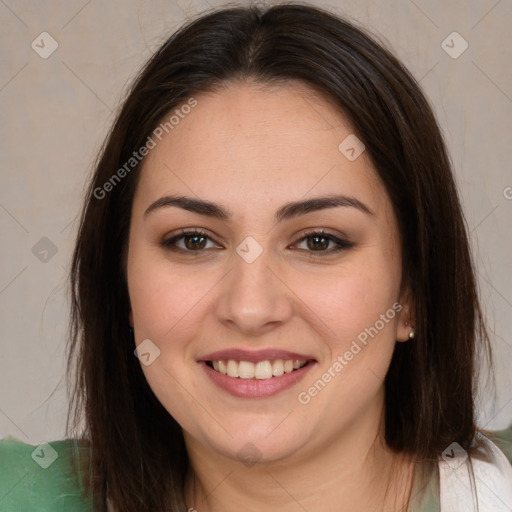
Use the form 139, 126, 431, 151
395, 290, 415, 343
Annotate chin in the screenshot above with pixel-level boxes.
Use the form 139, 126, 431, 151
198, 423, 308, 466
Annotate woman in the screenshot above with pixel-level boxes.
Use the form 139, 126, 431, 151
1, 3, 511, 511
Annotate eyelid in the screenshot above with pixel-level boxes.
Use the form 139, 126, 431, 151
294, 227, 348, 242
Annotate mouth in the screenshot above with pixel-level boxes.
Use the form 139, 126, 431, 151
198, 350, 317, 398
206, 358, 310, 379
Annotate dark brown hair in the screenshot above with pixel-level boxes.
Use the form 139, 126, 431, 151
67, 2, 492, 511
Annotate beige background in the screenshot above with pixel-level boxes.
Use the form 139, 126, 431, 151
0, 0, 511, 444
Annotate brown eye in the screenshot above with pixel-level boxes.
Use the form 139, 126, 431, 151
183, 234, 207, 250
306, 234, 331, 251
294, 230, 353, 255
161, 230, 222, 252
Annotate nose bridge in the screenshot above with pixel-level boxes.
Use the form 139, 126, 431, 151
215, 237, 293, 333
234, 241, 272, 291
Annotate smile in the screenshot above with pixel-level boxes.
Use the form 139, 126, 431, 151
207, 359, 308, 379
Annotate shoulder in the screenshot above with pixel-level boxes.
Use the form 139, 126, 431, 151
0, 436, 94, 511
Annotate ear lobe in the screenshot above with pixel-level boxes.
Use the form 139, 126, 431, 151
396, 294, 416, 342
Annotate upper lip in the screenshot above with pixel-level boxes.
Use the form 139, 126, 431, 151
198, 349, 316, 364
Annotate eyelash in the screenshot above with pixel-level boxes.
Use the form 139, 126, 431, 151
160, 228, 353, 256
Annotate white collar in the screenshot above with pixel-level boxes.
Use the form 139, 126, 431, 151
439, 431, 512, 511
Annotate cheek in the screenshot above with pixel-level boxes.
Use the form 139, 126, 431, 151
127, 247, 212, 340
295, 258, 400, 346
127, 250, 207, 428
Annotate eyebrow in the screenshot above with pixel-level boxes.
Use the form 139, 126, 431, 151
143, 194, 374, 221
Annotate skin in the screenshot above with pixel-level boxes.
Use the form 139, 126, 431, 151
126, 80, 416, 512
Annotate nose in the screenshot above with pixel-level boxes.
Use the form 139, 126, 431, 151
214, 245, 294, 336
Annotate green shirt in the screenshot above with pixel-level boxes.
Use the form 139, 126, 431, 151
1, 428, 511, 511
0, 438, 94, 511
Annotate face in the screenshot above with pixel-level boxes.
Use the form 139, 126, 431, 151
126, 80, 412, 465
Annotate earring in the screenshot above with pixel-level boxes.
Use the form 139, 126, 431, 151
128, 326, 134, 339
405, 321, 415, 340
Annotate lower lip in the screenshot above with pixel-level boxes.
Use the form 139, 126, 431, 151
200, 361, 316, 398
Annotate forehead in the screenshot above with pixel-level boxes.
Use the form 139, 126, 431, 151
134, 80, 389, 218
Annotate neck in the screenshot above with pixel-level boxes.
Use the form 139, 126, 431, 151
184, 399, 416, 512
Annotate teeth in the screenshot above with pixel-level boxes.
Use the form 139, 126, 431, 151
255, 361, 273, 379
227, 360, 238, 378
210, 359, 308, 379
272, 359, 284, 377
238, 360, 254, 379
